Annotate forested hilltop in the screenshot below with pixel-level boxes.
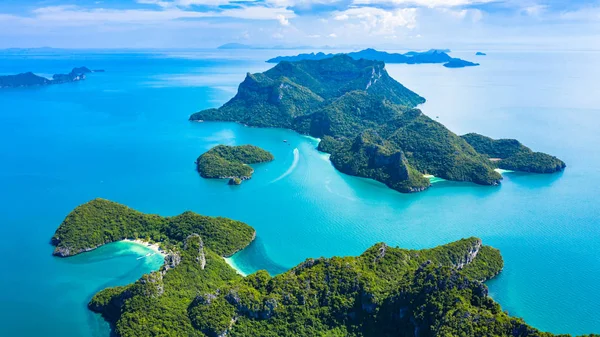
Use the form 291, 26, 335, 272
190, 55, 564, 193
462, 133, 566, 173
51, 200, 596, 337
197, 145, 274, 184
51, 198, 255, 257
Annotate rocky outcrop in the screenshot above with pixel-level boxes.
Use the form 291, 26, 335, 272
225, 289, 278, 320
184, 234, 206, 269
453, 239, 482, 269
140, 271, 165, 297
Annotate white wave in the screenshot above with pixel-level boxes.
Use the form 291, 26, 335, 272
271, 148, 299, 183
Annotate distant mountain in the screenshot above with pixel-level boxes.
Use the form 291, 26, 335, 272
217, 43, 254, 50
188, 55, 564, 193
266, 48, 478, 68
0, 67, 101, 89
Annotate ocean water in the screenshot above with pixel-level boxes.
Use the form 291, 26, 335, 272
0, 49, 599, 336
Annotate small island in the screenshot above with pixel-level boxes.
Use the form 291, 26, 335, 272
0, 66, 103, 89
197, 145, 274, 184
266, 48, 480, 68
443, 58, 480, 68
476, 52, 487, 56
47, 199, 597, 337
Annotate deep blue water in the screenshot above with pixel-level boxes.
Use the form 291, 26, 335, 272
0, 49, 598, 336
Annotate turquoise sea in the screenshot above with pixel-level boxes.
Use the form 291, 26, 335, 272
0, 49, 598, 336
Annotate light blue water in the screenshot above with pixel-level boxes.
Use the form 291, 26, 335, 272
0, 50, 598, 336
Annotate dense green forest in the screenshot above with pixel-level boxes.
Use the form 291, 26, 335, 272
190, 55, 566, 192
462, 133, 566, 173
51, 200, 597, 337
51, 198, 255, 257
197, 145, 274, 182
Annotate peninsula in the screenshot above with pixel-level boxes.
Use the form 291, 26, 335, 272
0, 66, 103, 89
197, 145, 274, 184
50, 199, 594, 337
266, 48, 479, 68
190, 55, 564, 193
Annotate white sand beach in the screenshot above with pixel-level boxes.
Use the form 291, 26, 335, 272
224, 257, 248, 277
122, 238, 166, 256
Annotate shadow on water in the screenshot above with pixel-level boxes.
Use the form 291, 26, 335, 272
230, 236, 290, 276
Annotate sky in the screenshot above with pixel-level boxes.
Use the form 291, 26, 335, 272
0, 0, 599, 49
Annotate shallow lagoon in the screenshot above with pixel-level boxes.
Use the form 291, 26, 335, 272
0, 50, 598, 336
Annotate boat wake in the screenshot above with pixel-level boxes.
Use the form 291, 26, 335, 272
271, 148, 299, 183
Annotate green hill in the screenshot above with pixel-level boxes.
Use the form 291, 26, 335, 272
462, 133, 566, 173
196, 145, 274, 183
190, 55, 563, 192
51, 198, 255, 257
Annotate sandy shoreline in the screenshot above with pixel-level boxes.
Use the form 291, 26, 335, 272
224, 257, 248, 277
494, 168, 515, 174
122, 238, 166, 256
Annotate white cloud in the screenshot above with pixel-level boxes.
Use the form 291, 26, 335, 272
439, 8, 483, 22
10, 4, 296, 27
333, 7, 418, 34
328, 33, 337, 37
351, 0, 495, 7
277, 14, 291, 25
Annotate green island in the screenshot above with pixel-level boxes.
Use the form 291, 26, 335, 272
461, 133, 566, 173
189, 55, 564, 193
50, 199, 596, 337
196, 145, 274, 184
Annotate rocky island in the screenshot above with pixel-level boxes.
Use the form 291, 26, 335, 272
190, 55, 564, 193
197, 145, 274, 184
266, 48, 479, 68
49, 199, 595, 337
0, 66, 103, 89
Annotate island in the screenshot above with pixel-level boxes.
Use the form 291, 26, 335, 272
443, 58, 480, 68
266, 48, 479, 68
218, 43, 254, 50
461, 133, 566, 173
190, 55, 564, 193
196, 145, 274, 184
0, 66, 102, 89
49, 199, 595, 337
476, 52, 487, 56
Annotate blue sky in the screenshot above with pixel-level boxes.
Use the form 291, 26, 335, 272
0, 0, 598, 49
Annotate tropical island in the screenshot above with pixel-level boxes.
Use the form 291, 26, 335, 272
0, 66, 103, 89
266, 48, 479, 68
462, 133, 566, 173
50, 199, 595, 337
197, 145, 274, 185
189, 55, 564, 193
